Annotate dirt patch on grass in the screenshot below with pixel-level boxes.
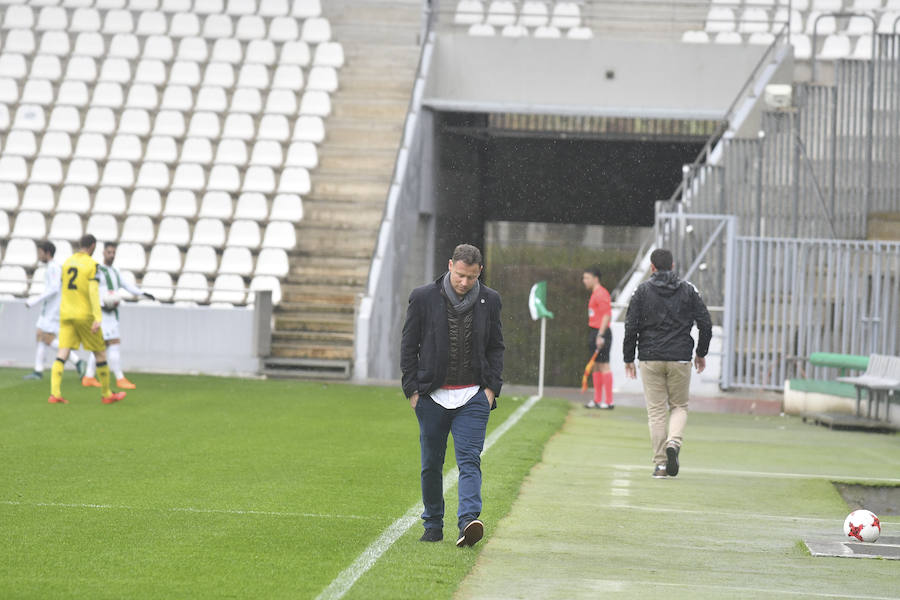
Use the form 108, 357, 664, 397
834, 483, 900, 516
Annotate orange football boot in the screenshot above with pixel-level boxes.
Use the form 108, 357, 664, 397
116, 377, 136, 389
48, 396, 68, 404
82, 376, 101, 387
102, 391, 127, 405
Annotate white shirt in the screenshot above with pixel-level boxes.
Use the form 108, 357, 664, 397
33, 261, 62, 320
429, 385, 481, 409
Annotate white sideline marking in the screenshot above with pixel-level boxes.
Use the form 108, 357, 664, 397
0, 500, 371, 520
611, 464, 900, 484
594, 579, 899, 599
601, 501, 898, 526
315, 394, 544, 600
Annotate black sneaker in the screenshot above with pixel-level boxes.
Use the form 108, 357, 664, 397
456, 519, 484, 547
419, 528, 443, 542
584, 401, 598, 409
652, 464, 667, 478
665, 443, 680, 477
597, 403, 615, 410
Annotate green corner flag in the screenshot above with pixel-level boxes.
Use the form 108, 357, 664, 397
528, 281, 554, 321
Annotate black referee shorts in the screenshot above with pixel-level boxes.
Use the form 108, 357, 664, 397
588, 326, 612, 364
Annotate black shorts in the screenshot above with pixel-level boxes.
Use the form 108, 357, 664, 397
588, 327, 612, 364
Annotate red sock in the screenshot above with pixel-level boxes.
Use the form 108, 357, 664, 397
592, 372, 603, 404
602, 372, 614, 406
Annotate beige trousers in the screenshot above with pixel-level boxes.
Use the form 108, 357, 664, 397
639, 361, 691, 465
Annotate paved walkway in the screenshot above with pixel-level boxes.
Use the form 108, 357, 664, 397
454, 398, 899, 600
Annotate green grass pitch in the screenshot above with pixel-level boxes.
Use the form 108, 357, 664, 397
0, 369, 568, 599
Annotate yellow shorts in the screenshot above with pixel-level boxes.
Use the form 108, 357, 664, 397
58, 319, 105, 352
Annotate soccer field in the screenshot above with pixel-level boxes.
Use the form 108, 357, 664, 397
0, 369, 568, 599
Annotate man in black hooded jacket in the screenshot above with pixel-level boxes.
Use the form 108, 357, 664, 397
623, 248, 712, 479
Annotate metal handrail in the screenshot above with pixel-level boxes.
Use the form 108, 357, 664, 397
666, 21, 789, 206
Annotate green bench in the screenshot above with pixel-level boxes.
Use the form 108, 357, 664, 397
788, 353, 869, 400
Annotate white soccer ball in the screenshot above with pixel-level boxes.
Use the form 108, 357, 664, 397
843, 509, 881, 543
102, 289, 121, 309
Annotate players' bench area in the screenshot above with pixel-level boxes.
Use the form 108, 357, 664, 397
784, 352, 900, 423
0, 0, 345, 308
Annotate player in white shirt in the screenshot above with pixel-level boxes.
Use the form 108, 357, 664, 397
23, 241, 86, 380
82, 242, 154, 390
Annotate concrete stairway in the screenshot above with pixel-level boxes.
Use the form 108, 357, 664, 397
263, 0, 422, 379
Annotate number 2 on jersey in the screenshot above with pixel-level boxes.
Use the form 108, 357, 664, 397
67, 266, 78, 290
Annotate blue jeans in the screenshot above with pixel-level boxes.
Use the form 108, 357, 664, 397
415, 390, 491, 531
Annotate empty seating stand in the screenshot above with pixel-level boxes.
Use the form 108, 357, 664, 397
0, 0, 335, 307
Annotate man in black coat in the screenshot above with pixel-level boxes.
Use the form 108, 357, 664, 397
401, 244, 504, 547
623, 248, 712, 479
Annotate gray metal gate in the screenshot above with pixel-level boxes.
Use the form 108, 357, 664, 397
729, 238, 900, 390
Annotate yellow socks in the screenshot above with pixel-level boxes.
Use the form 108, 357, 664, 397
96, 362, 112, 397
50, 358, 64, 398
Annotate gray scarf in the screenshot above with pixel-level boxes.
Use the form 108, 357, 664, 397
442, 271, 480, 314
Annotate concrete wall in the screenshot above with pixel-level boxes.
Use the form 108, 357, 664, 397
425, 33, 772, 121
0, 298, 270, 376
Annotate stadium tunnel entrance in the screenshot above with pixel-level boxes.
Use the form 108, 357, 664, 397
429, 111, 707, 277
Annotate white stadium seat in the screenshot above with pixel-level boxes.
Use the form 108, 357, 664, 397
715, 32, 742, 44
455, 0, 484, 25
292, 0, 321, 18
93, 186, 128, 214
219, 246, 254, 274
146, 244, 182, 272
501, 24, 527, 37
73, 32, 105, 56
163, 190, 198, 217
739, 9, 769, 34
301, 17, 331, 43
197, 86, 228, 112
0, 265, 28, 295
4, 130, 37, 157
161, 85, 194, 111
47, 106, 81, 133
174, 272, 210, 303
210, 273, 246, 304
255, 247, 289, 276
262, 220, 296, 249
212, 38, 244, 63
135, 59, 167, 85
299, 91, 331, 116
203, 14, 234, 39
264, 89, 298, 114
40, 31, 71, 55
48, 212, 84, 241
140, 271, 174, 301
40, 130, 73, 159
748, 32, 775, 45
4, 6, 35, 30
3, 238, 38, 266
223, 113, 255, 139
805, 13, 836, 35
145, 135, 179, 163
189, 112, 222, 138
156, 216, 190, 245
57, 81, 90, 107
31, 157, 64, 185
215, 139, 248, 166
195, 0, 225, 14
249, 275, 281, 304
468, 23, 495, 36
272, 65, 304, 90
182, 138, 214, 165
819, 34, 851, 59
278, 167, 310, 195
6, 30, 36, 54
227, 219, 261, 248
293, 116, 325, 143
65, 158, 100, 186
307, 67, 338, 92
520, 1, 549, 28
170, 13, 200, 37
13, 105, 46, 131
86, 213, 119, 242
137, 11, 168, 36
183, 244, 219, 273
144, 35, 175, 61
236, 15, 267, 40
280, 40, 311, 66
231, 88, 263, 113
192, 218, 227, 247
705, 8, 735, 32
250, 140, 284, 166
21, 80, 54, 106
136, 162, 171, 189
108, 133, 143, 161
242, 165, 276, 193
550, 2, 581, 28
74, 133, 108, 159
119, 109, 152, 136
129, 188, 163, 216
57, 186, 91, 213
0, 183, 19, 210
101, 160, 136, 188
534, 25, 561, 38
260, 0, 290, 17
21, 184, 55, 212
237, 63, 270, 88
269, 194, 302, 224
92, 82, 125, 108
199, 191, 234, 219
109, 35, 139, 59
792, 34, 812, 59
172, 163, 207, 190
170, 60, 202, 86
258, 114, 290, 141
269, 16, 299, 41
114, 242, 147, 271
12, 211, 47, 238
0, 156, 27, 183
234, 192, 268, 220
204, 62, 235, 88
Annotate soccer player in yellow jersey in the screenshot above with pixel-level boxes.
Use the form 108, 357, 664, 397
49, 234, 126, 405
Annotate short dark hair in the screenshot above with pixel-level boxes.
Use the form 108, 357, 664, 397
651, 248, 674, 271
38, 240, 56, 257
451, 244, 483, 266
104, 241, 118, 250
79, 234, 97, 250
584, 265, 602, 279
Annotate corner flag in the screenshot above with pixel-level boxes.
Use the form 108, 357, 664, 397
528, 281, 554, 321
528, 281, 554, 398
